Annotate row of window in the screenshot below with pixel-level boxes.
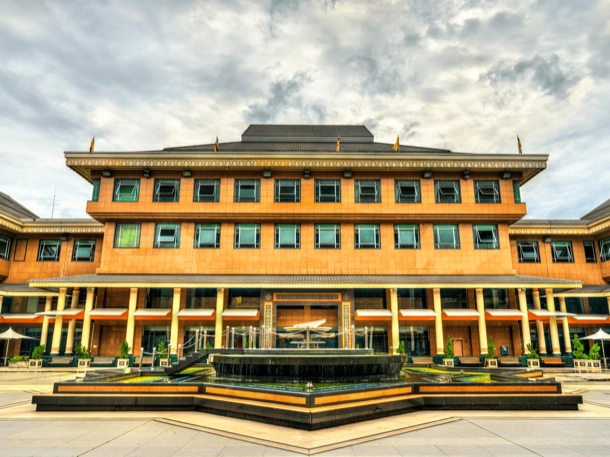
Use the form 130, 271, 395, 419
95, 178, 523, 205
33, 239, 96, 262
517, 238, 610, 263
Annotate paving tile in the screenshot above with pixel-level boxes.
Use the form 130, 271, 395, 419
351, 445, 400, 456
396, 445, 445, 456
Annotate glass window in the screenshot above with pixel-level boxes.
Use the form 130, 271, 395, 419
72, 240, 96, 262
275, 224, 300, 248
434, 180, 461, 203
441, 289, 468, 308
395, 180, 421, 203
354, 224, 380, 249
141, 326, 170, 353
434, 225, 460, 249
551, 241, 574, 263
473, 225, 499, 249
194, 224, 220, 248
275, 179, 300, 203
315, 180, 341, 202
513, 180, 522, 203
37, 240, 61, 261
315, 224, 340, 249
584, 241, 597, 263
0, 234, 11, 260
154, 223, 181, 248
234, 179, 260, 202
398, 288, 427, 309
355, 180, 381, 203
145, 289, 173, 308
483, 289, 509, 309
194, 179, 220, 202
394, 224, 420, 249
113, 179, 139, 202
234, 224, 260, 248
589, 297, 609, 315
474, 180, 500, 203
517, 241, 540, 263
565, 297, 584, 314
399, 326, 430, 356
600, 237, 610, 262
114, 223, 141, 248
186, 289, 217, 309
91, 178, 100, 202
153, 179, 180, 202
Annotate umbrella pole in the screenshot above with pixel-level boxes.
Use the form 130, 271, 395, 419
603, 340, 607, 370
4, 340, 9, 367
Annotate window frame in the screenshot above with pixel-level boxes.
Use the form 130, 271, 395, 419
0, 234, 11, 260
194, 179, 220, 203
154, 223, 181, 249
315, 180, 341, 203
72, 240, 96, 262
474, 180, 501, 204
513, 180, 522, 203
37, 240, 61, 262
315, 224, 341, 249
517, 241, 540, 263
354, 224, 380, 249
473, 225, 500, 249
274, 224, 300, 249
274, 179, 301, 203
234, 224, 260, 249
551, 241, 574, 263
434, 180, 461, 203
394, 224, 420, 249
433, 224, 460, 249
114, 223, 141, 249
153, 179, 180, 203
194, 224, 221, 248
91, 178, 100, 202
355, 180, 381, 203
113, 178, 140, 202
394, 180, 421, 203
600, 236, 610, 262
583, 241, 597, 263
234, 179, 260, 203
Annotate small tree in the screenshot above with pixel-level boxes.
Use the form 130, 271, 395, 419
206, 341, 212, 349
487, 337, 496, 359
75, 342, 90, 359
157, 341, 168, 359
445, 337, 455, 359
526, 343, 539, 359
119, 340, 131, 359
589, 342, 601, 360
397, 340, 405, 354
572, 334, 588, 359
31, 344, 45, 360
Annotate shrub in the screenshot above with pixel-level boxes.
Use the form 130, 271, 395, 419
9, 355, 29, 363
487, 337, 496, 359
31, 345, 45, 360
445, 337, 454, 359
157, 341, 168, 359
571, 334, 588, 359
119, 340, 131, 359
80, 346, 91, 359
397, 340, 405, 355
589, 343, 601, 360
526, 343, 539, 359
206, 341, 212, 349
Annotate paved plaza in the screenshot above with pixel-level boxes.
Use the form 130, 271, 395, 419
1, 371, 610, 456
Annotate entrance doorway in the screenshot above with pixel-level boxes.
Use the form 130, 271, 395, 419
452, 338, 464, 357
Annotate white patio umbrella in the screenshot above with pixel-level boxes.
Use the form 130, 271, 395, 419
580, 328, 610, 369
0, 327, 38, 366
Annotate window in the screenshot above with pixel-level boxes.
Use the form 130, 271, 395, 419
153, 179, 180, 202
275, 224, 300, 248
483, 289, 509, 309
551, 241, 574, 263
91, 179, 100, 202
194, 179, 220, 202
441, 289, 468, 308
315, 224, 340, 249
275, 179, 300, 203
145, 288, 173, 308
72, 240, 96, 261
315, 180, 341, 203
37, 240, 61, 261
434, 225, 460, 249
565, 297, 584, 314
194, 224, 220, 248
234, 224, 260, 248
355, 180, 381, 203
354, 224, 380, 249
395, 180, 421, 203
154, 223, 181, 248
584, 241, 597, 263
394, 224, 420, 249
600, 237, 610, 262
435, 180, 461, 203
474, 181, 500, 203
0, 234, 11, 260
513, 180, 522, 203
589, 297, 609, 315
473, 225, 499, 249
113, 179, 139, 202
114, 223, 141, 248
517, 241, 540, 263
234, 179, 260, 202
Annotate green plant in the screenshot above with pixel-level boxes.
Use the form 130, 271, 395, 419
526, 343, 539, 359
589, 343, 601, 360
397, 340, 405, 355
157, 341, 169, 359
80, 346, 91, 359
31, 344, 45, 360
487, 337, 496, 359
119, 340, 131, 359
445, 337, 454, 359
206, 341, 212, 349
9, 355, 29, 363
572, 334, 589, 359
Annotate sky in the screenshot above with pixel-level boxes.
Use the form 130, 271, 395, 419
0, 0, 609, 220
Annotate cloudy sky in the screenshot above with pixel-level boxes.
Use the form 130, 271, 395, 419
1, 0, 608, 220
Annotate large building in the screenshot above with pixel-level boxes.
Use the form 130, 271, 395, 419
1, 124, 609, 361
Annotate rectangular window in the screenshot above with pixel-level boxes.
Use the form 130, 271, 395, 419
440, 289, 468, 309
517, 241, 540, 263
434, 180, 461, 203
600, 237, 610, 262
114, 223, 141, 248
154, 223, 181, 248
315, 180, 341, 202
0, 234, 11, 260
234, 179, 260, 202
513, 180, 522, 203
551, 241, 574, 263
153, 179, 180, 202
275, 179, 300, 203
474, 180, 500, 203
395, 180, 421, 203
483, 289, 509, 309
91, 178, 100, 202
473, 225, 499, 249
275, 224, 300, 248
355, 180, 381, 203
194, 224, 220, 248
194, 179, 220, 202
589, 297, 609, 314
234, 224, 260, 248
565, 297, 584, 314
315, 224, 340, 249
394, 224, 420, 249
37, 240, 61, 261
354, 224, 380, 249
584, 241, 597, 263
434, 225, 460, 249
72, 240, 96, 261
113, 179, 140, 202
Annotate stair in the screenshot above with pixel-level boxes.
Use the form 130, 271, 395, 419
164, 348, 245, 375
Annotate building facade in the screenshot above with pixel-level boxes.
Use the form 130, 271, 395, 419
1, 124, 609, 360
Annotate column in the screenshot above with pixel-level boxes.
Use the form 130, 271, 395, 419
124, 288, 138, 355
389, 289, 399, 354
475, 288, 488, 355
532, 289, 547, 354
40, 296, 53, 349
433, 288, 444, 355
50, 288, 67, 355
80, 288, 95, 350
546, 289, 561, 355
341, 293, 353, 349
214, 288, 225, 349
65, 288, 80, 354
517, 289, 531, 354
558, 296, 572, 353
169, 288, 181, 355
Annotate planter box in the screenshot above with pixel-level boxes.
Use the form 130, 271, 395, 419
117, 358, 130, 368
442, 358, 454, 367
574, 359, 588, 373
8, 361, 28, 368
78, 359, 91, 368
527, 359, 540, 369
486, 359, 498, 368
29, 359, 43, 369
159, 359, 169, 367
587, 360, 602, 373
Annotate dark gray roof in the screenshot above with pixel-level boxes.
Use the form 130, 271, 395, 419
550, 285, 610, 296
512, 219, 586, 227
581, 198, 610, 221
242, 124, 373, 140
0, 192, 38, 220
0, 283, 58, 295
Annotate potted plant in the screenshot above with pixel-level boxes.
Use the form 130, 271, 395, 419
8, 355, 29, 368
443, 337, 455, 367
572, 334, 589, 372
76, 343, 92, 368
526, 343, 540, 368
587, 342, 602, 373
206, 341, 212, 349
485, 337, 498, 368
117, 340, 131, 368
157, 341, 170, 367
396, 340, 407, 363
28, 344, 45, 368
